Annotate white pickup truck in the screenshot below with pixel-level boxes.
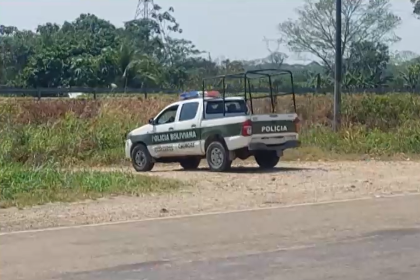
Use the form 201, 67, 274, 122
125, 90, 301, 172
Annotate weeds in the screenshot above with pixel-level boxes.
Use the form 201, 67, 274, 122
0, 163, 181, 208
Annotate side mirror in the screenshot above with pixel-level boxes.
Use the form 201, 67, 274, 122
148, 118, 155, 125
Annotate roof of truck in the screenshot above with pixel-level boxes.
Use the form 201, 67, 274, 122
178, 90, 245, 103
204, 96, 245, 101
168, 96, 246, 109
175, 96, 245, 105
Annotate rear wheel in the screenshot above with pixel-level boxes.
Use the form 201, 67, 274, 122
131, 144, 154, 172
206, 141, 232, 172
254, 151, 280, 169
179, 157, 201, 170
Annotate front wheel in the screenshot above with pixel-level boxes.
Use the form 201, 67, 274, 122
206, 141, 232, 172
254, 151, 280, 169
131, 144, 154, 172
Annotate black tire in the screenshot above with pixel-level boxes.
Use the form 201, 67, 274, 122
131, 143, 154, 172
179, 157, 201, 170
254, 151, 280, 169
206, 141, 232, 172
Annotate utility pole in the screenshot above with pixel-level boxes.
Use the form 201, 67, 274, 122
333, 0, 342, 132
0, 25, 5, 84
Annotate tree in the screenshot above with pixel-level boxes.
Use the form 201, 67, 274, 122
391, 51, 419, 65
343, 41, 391, 88
262, 37, 288, 69
400, 63, 420, 90
2, 0, 412, 92
278, 0, 401, 72
0, 0, 209, 89
116, 42, 139, 90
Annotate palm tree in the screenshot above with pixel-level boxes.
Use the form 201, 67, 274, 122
117, 42, 137, 92
117, 42, 161, 92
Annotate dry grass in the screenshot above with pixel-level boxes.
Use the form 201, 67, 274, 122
1, 93, 420, 167
0, 94, 335, 126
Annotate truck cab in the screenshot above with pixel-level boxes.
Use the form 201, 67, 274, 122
126, 69, 301, 172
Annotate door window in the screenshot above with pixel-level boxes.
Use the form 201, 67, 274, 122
179, 102, 199, 121
155, 105, 179, 125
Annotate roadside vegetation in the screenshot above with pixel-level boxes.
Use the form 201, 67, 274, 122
0, 97, 183, 209
0, 163, 181, 208
1, 93, 420, 169
3, 93, 417, 209
2, 0, 420, 208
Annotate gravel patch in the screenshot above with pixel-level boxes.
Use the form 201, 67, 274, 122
1, 161, 419, 232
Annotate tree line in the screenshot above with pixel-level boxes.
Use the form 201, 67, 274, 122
0, 0, 420, 92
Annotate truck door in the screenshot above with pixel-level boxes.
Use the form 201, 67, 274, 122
172, 101, 202, 156
150, 104, 180, 158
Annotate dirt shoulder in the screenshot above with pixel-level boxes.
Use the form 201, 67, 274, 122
1, 161, 419, 232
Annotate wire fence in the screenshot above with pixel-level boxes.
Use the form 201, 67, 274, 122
0, 87, 178, 99
0, 86, 419, 99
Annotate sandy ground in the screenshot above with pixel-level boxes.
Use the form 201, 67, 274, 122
1, 161, 420, 232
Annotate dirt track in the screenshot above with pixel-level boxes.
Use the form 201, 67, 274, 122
1, 161, 420, 232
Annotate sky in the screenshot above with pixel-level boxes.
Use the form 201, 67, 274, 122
1, 0, 419, 63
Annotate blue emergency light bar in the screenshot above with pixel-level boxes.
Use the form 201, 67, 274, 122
180, 91, 201, 100
179, 90, 220, 100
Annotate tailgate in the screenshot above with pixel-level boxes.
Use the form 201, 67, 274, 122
251, 113, 298, 137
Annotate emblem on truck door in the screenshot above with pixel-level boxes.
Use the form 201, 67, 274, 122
261, 125, 288, 133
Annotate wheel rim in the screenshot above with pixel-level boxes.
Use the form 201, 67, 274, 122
134, 150, 146, 168
210, 147, 223, 168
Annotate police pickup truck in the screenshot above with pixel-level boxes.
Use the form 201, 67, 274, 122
125, 90, 300, 172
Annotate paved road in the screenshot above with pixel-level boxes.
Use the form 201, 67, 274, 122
1, 195, 419, 280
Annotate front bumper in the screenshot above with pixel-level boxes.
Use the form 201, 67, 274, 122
125, 139, 133, 159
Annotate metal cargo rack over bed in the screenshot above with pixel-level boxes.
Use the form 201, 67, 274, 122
201, 68, 297, 115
